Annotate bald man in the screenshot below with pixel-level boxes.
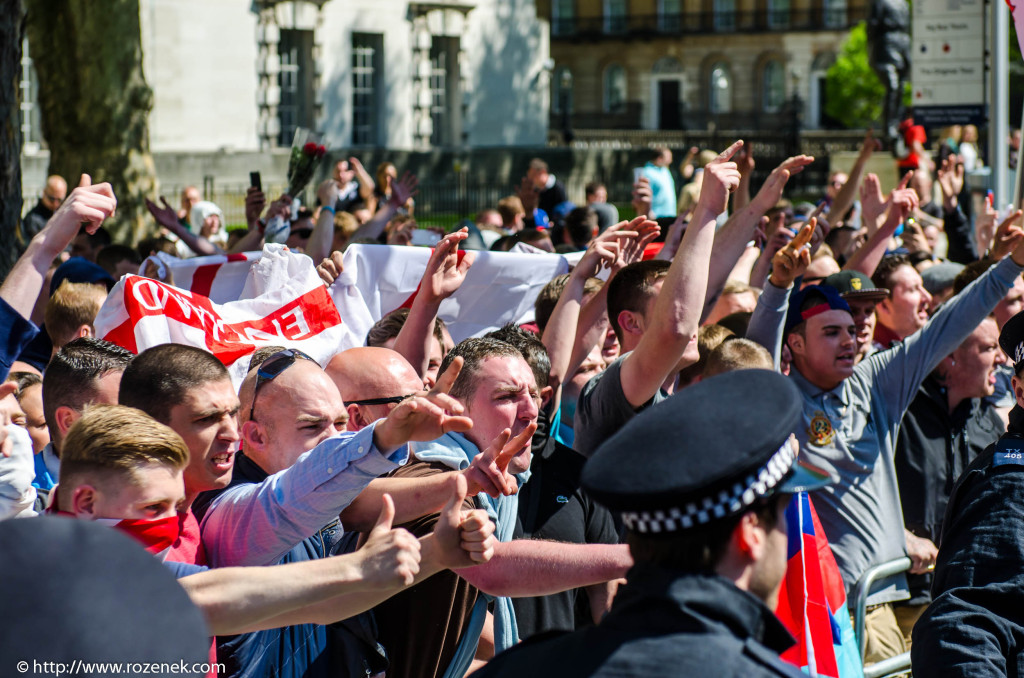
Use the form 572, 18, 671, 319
23, 175, 68, 240
329, 346, 425, 431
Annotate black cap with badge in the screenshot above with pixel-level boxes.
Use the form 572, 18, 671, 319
582, 369, 831, 535
1000, 309, 1024, 375
821, 270, 889, 303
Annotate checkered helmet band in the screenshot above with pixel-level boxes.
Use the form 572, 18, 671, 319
619, 440, 796, 534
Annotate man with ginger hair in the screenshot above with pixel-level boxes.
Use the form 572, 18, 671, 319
44, 280, 108, 355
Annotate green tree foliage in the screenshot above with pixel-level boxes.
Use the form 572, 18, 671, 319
825, 23, 886, 130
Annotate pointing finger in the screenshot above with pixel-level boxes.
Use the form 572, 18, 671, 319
714, 139, 744, 163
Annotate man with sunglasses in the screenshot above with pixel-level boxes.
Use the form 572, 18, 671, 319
22, 174, 67, 241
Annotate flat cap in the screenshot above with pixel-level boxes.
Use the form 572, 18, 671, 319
822, 270, 889, 302
784, 284, 852, 336
920, 261, 965, 296
1000, 309, 1024, 374
582, 369, 824, 535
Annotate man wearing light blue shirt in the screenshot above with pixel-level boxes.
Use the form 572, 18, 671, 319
640, 148, 677, 219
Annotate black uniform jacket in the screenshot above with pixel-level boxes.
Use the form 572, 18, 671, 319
912, 407, 1024, 677
471, 566, 802, 678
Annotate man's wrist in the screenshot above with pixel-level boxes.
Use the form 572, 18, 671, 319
417, 534, 449, 575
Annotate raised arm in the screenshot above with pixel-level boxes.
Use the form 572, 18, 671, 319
745, 220, 815, 368
145, 196, 223, 256
350, 157, 377, 207
844, 184, 918, 276
829, 130, 878, 226
619, 141, 742, 407
226, 187, 267, 254
867, 233, 1024, 418
305, 180, 340, 263
350, 172, 418, 243
702, 154, 813, 320
543, 221, 648, 391
732, 144, 755, 211
2, 175, 116, 319
937, 156, 976, 264
393, 230, 473, 382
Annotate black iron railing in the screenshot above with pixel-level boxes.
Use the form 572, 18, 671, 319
551, 6, 866, 38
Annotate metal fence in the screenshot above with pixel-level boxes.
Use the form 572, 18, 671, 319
551, 6, 867, 38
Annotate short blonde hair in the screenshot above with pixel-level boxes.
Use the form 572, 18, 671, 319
59, 404, 190, 506
44, 280, 107, 350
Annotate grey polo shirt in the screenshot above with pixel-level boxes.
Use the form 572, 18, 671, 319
748, 257, 1024, 605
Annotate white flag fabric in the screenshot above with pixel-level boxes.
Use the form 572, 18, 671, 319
333, 244, 570, 344
95, 243, 569, 385
160, 251, 263, 304
95, 245, 362, 386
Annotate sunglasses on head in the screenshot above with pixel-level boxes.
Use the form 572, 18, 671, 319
248, 348, 317, 422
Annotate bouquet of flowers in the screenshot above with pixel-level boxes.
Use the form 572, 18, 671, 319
265, 128, 327, 244
285, 127, 328, 198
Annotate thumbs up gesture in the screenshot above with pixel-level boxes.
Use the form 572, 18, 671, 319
354, 493, 422, 589
431, 475, 497, 569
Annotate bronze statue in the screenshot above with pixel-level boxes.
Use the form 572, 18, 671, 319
867, 0, 911, 142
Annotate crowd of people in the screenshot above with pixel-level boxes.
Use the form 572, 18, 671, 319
4, 125, 1024, 677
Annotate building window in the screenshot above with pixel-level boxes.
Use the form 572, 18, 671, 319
658, 0, 681, 31
277, 29, 316, 147
552, 0, 575, 36
352, 33, 383, 147
429, 36, 461, 147
552, 66, 573, 114
604, 64, 627, 113
19, 37, 43, 152
767, 0, 789, 28
709, 62, 732, 114
713, 0, 735, 31
604, 0, 627, 34
762, 60, 785, 112
823, 0, 847, 28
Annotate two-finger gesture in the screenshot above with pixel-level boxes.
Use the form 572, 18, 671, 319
463, 423, 537, 498
769, 218, 815, 289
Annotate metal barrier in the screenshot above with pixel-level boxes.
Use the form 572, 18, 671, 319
850, 556, 913, 678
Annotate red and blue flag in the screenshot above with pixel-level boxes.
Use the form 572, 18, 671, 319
775, 492, 862, 677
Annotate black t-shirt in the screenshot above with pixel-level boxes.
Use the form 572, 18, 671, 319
512, 434, 619, 640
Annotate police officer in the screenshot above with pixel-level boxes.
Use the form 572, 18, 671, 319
911, 309, 1024, 676
471, 369, 828, 677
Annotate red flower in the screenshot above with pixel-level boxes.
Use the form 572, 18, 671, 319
316, 145, 327, 158
303, 142, 318, 155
